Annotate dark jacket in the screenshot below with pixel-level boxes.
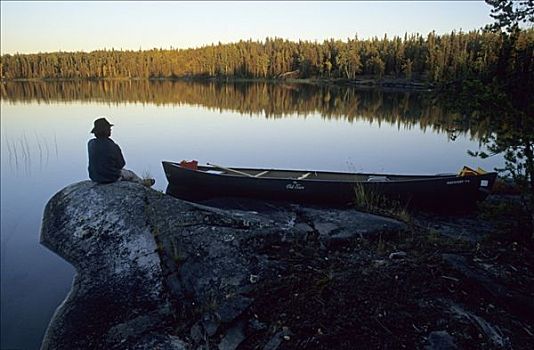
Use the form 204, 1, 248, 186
88, 137, 126, 183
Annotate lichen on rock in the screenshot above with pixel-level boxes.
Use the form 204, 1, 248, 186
40, 181, 181, 349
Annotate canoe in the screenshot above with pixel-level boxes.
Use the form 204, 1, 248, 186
162, 161, 498, 209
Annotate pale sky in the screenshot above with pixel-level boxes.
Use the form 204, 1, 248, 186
1, 1, 495, 55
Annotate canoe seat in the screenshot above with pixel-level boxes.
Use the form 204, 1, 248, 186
367, 176, 390, 182
255, 171, 269, 178
298, 172, 311, 180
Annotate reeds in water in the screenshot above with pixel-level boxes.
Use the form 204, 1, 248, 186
3, 131, 58, 176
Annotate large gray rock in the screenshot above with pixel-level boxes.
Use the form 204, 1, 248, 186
40, 181, 185, 349
40, 181, 407, 349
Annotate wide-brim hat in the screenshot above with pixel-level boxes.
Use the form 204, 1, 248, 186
91, 117, 114, 133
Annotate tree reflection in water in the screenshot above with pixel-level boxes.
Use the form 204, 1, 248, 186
1, 80, 489, 142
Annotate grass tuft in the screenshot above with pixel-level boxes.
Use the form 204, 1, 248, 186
353, 183, 411, 223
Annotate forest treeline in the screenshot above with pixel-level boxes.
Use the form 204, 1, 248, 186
1, 29, 532, 83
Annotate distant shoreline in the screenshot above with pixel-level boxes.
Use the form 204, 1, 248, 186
2, 76, 435, 92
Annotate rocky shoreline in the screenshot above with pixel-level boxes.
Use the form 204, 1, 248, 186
40, 181, 533, 349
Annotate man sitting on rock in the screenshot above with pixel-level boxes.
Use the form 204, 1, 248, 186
88, 117, 155, 187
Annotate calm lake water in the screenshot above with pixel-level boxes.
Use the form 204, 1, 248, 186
0, 80, 503, 349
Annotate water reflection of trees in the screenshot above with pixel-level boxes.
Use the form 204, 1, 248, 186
1, 80, 487, 139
